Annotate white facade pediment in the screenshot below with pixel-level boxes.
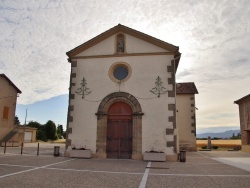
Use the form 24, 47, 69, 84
75, 34, 169, 57
126, 35, 169, 54
76, 35, 115, 57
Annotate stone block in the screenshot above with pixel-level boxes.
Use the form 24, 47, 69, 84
70, 150, 92, 158
143, 152, 166, 162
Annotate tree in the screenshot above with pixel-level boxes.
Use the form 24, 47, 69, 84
36, 130, 47, 142
14, 116, 20, 125
44, 120, 56, 140
57, 124, 64, 138
26, 120, 61, 141
27, 121, 42, 129
230, 132, 241, 139
237, 132, 241, 137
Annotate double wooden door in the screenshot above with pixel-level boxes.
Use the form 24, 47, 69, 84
106, 102, 132, 159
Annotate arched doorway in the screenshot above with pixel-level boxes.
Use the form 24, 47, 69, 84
96, 92, 143, 160
107, 102, 132, 159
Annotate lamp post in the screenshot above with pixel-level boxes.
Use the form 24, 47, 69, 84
24, 109, 27, 126
23, 109, 27, 144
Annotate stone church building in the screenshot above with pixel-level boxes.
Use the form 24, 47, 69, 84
65, 24, 198, 161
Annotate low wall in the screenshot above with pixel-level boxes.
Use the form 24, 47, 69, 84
242, 145, 250, 152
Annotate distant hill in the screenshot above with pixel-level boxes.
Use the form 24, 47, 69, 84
197, 130, 241, 139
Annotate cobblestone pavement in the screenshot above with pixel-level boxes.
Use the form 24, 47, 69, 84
0, 144, 250, 188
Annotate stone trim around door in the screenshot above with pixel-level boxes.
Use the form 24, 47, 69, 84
95, 92, 144, 160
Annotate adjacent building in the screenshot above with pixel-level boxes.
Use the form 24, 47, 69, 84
65, 24, 198, 161
176, 82, 198, 151
234, 94, 250, 152
0, 74, 22, 146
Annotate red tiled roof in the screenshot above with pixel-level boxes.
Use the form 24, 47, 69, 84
176, 82, 198, 94
0, 74, 22, 93
234, 94, 250, 104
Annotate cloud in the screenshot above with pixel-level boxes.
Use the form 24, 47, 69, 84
176, 69, 192, 81
1, 0, 250, 132
197, 126, 240, 134
16, 94, 68, 128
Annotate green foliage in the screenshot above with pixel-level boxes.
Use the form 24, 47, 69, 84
212, 146, 218, 149
14, 116, 20, 125
27, 120, 58, 141
37, 130, 47, 141
213, 137, 222, 140
27, 121, 47, 141
197, 138, 208, 140
201, 146, 207, 149
230, 132, 241, 139
55, 134, 60, 140
27, 121, 42, 129
44, 120, 57, 140
56, 124, 64, 138
62, 131, 66, 139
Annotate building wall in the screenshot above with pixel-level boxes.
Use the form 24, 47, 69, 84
18, 127, 37, 142
242, 145, 250, 152
0, 77, 18, 140
2, 127, 36, 146
67, 33, 177, 157
176, 94, 197, 151
237, 97, 250, 152
76, 35, 168, 57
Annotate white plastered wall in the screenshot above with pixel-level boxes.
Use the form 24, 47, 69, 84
76, 34, 168, 57
176, 94, 196, 150
69, 33, 176, 155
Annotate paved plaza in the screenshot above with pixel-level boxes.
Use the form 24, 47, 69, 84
0, 143, 250, 188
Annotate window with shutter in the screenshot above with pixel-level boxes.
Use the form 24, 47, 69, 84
2, 106, 9, 119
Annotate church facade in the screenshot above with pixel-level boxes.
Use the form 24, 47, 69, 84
65, 24, 197, 161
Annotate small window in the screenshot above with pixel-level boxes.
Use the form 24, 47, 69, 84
2, 106, 9, 119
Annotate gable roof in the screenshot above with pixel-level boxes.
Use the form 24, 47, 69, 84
234, 94, 250, 105
0, 74, 22, 93
66, 24, 181, 69
176, 82, 198, 94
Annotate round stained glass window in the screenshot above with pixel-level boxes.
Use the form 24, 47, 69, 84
109, 62, 132, 83
113, 66, 128, 80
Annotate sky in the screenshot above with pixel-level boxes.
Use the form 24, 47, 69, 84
1, 0, 250, 133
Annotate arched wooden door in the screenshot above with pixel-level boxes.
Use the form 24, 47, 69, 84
106, 102, 132, 159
